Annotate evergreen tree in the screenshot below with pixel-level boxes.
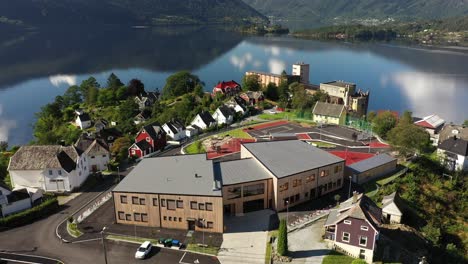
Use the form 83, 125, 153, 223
277, 219, 288, 256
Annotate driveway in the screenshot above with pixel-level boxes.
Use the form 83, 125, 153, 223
218, 210, 275, 264
288, 218, 330, 264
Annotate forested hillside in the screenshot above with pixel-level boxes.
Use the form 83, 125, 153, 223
0, 0, 267, 26
243, 0, 468, 23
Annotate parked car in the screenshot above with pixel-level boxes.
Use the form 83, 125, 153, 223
135, 241, 152, 259
163, 238, 173, 247
172, 239, 185, 249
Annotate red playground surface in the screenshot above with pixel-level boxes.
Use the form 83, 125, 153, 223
243, 120, 289, 131
207, 138, 256, 159
329, 151, 375, 166
368, 141, 390, 148
296, 133, 312, 140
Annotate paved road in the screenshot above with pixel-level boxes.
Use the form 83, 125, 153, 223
0, 253, 62, 264
288, 219, 330, 264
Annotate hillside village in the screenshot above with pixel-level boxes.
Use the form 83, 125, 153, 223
0, 63, 466, 264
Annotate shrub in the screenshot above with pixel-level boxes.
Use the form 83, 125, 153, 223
0, 197, 59, 229
277, 219, 288, 256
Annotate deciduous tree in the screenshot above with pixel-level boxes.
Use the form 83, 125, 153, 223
107, 73, 123, 90
127, 79, 145, 97
387, 123, 431, 156
241, 75, 261, 92
162, 71, 202, 98
372, 111, 397, 138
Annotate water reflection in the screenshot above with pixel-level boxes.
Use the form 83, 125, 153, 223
0, 105, 17, 142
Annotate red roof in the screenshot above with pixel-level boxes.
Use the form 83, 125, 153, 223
414, 120, 434, 129
215, 80, 240, 90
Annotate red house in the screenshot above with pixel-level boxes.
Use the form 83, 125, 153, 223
128, 122, 166, 158
324, 193, 382, 263
212, 80, 241, 96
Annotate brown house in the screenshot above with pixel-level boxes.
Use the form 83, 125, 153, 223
324, 193, 382, 263
113, 140, 345, 233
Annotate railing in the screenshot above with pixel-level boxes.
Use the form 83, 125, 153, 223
324, 231, 335, 240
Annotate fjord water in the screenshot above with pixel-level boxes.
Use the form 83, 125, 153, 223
0, 26, 467, 145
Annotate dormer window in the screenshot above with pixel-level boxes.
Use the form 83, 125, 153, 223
48, 170, 53, 176
344, 220, 351, 225
360, 225, 369, 231
146, 137, 150, 142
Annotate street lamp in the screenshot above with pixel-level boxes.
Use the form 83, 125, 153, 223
348, 176, 352, 199
133, 210, 137, 239
117, 166, 120, 182
286, 200, 289, 227
101, 227, 108, 264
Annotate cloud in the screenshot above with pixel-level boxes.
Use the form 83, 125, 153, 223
49, 74, 77, 87
0, 105, 17, 142
264, 46, 281, 56
230, 53, 254, 70
387, 72, 467, 123
268, 59, 286, 75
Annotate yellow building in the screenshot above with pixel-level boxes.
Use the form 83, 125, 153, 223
312, 102, 346, 125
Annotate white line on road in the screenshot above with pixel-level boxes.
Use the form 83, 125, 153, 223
178, 252, 187, 264
0, 258, 40, 264
0, 252, 62, 263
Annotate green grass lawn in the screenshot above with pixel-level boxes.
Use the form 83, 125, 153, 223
185, 142, 206, 154
186, 243, 219, 256
67, 222, 83, 238
311, 141, 337, 148
216, 128, 253, 139
322, 251, 355, 264
258, 112, 295, 120
107, 234, 158, 244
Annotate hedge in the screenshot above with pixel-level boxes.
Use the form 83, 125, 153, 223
277, 219, 288, 256
0, 196, 59, 229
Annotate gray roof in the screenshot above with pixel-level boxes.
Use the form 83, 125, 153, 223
347, 154, 396, 174
242, 140, 343, 178
312, 102, 345, 118
113, 154, 221, 197
9, 145, 79, 172
215, 159, 272, 186
322, 81, 356, 88
438, 137, 468, 156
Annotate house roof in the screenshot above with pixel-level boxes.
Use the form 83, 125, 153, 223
325, 193, 382, 229
214, 158, 272, 186
438, 137, 468, 156
312, 102, 345, 118
322, 81, 356, 88
164, 119, 185, 134
242, 140, 343, 179
75, 134, 110, 154
215, 80, 240, 90
382, 192, 404, 216
6, 188, 30, 203
241, 91, 264, 100
9, 145, 79, 172
197, 111, 216, 126
217, 106, 234, 119
347, 154, 396, 174
439, 124, 468, 141
113, 154, 221, 197
141, 122, 165, 140
95, 119, 108, 127
135, 140, 152, 151
78, 113, 91, 122
414, 114, 445, 129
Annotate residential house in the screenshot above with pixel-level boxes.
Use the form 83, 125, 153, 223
212, 106, 234, 126
75, 134, 110, 172
346, 154, 397, 184
162, 119, 186, 141
414, 114, 445, 145
212, 81, 241, 96
8, 145, 89, 192
128, 122, 167, 159
438, 124, 468, 142
75, 110, 92, 130
94, 119, 108, 133
225, 96, 248, 115
382, 192, 404, 224
324, 193, 382, 263
185, 126, 199, 138
134, 91, 159, 110
312, 102, 346, 125
0, 184, 34, 218
437, 137, 468, 171
112, 140, 345, 232
134, 110, 151, 125
190, 111, 216, 130
240, 91, 265, 106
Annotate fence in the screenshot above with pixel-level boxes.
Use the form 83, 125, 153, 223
76, 192, 112, 223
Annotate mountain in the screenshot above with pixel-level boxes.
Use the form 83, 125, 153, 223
243, 0, 468, 23
0, 0, 267, 26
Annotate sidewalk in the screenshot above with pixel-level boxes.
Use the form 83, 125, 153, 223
288, 219, 330, 264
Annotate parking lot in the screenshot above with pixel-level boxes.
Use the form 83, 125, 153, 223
245, 122, 312, 138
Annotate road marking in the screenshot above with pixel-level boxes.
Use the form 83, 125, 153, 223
178, 252, 187, 264
71, 238, 101, 244
0, 252, 63, 263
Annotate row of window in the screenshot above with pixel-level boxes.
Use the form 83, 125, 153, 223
342, 232, 368, 247
118, 211, 149, 222
343, 220, 369, 231
278, 167, 341, 193
226, 183, 265, 200
90, 155, 107, 159
283, 193, 300, 206
120, 196, 213, 211
320, 179, 342, 192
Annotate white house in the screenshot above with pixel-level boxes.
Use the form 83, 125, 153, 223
75, 135, 110, 172
185, 126, 199, 138
8, 145, 90, 192
381, 192, 404, 224
437, 137, 468, 171
162, 119, 186, 141
190, 111, 216, 130
212, 106, 234, 125
0, 184, 33, 217
75, 110, 92, 130
225, 96, 247, 115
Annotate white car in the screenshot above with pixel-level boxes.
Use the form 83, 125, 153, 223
135, 241, 152, 259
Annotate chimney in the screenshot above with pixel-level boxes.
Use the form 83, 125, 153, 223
212, 181, 220, 191
195, 173, 201, 178
352, 191, 358, 204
